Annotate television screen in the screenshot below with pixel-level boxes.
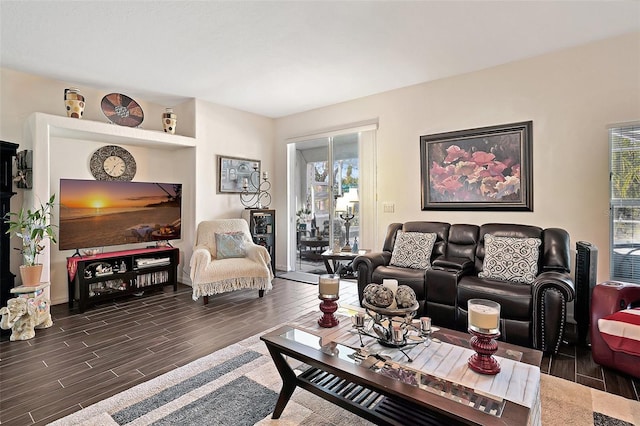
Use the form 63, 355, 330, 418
59, 179, 182, 250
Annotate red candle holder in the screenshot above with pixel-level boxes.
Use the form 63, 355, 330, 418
468, 329, 501, 375
318, 295, 339, 328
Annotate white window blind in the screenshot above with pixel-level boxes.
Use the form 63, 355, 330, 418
610, 123, 640, 283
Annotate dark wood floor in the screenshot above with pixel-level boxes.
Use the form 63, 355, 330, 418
1, 277, 638, 426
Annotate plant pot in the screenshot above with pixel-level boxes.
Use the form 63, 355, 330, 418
19, 264, 43, 287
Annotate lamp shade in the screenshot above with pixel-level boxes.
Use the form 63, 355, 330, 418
335, 195, 349, 212
343, 188, 359, 203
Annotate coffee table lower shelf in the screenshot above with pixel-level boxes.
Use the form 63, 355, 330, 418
298, 366, 465, 426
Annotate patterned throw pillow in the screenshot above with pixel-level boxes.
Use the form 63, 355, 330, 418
215, 232, 246, 259
389, 231, 437, 269
478, 234, 542, 284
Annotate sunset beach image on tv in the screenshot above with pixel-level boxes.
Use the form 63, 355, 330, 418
59, 179, 182, 250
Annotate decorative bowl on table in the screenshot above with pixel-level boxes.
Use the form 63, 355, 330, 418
360, 283, 421, 349
82, 248, 102, 257
361, 300, 420, 317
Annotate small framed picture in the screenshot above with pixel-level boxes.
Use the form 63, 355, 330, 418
217, 155, 260, 194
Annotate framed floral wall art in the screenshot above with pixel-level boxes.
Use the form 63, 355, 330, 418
420, 121, 533, 211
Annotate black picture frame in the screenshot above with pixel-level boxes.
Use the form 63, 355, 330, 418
217, 155, 260, 194
420, 121, 533, 211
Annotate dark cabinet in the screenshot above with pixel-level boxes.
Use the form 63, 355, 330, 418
1, 141, 18, 309
243, 209, 276, 272
67, 247, 179, 313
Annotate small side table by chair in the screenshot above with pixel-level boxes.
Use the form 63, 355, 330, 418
3, 282, 53, 340
321, 249, 369, 278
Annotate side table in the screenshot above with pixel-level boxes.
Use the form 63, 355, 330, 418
299, 238, 330, 261
3, 282, 53, 340
321, 249, 369, 277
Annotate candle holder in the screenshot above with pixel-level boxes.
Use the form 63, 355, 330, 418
467, 329, 501, 375
240, 163, 271, 209
467, 299, 501, 375
318, 274, 340, 328
318, 295, 340, 328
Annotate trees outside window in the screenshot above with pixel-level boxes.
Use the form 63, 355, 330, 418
610, 124, 640, 283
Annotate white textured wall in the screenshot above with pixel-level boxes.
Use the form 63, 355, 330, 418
275, 32, 640, 283
0, 69, 275, 304
193, 99, 275, 226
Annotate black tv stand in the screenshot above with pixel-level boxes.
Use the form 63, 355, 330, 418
67, 247, 179, 313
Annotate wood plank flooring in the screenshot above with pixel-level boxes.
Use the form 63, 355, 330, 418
0, 276, 638, 425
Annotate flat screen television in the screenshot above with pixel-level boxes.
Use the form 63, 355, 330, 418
59, 179, 182, 251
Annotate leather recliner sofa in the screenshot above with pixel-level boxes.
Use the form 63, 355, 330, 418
352, 222, 576, 353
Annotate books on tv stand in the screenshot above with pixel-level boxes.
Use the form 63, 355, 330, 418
66, 247, 179, 313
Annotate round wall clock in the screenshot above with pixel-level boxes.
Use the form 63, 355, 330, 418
90, 145, 137, 181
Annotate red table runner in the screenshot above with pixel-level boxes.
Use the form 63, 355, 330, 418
67, 247, 176, 281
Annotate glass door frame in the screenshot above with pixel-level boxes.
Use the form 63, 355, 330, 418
286, 122, 377, 273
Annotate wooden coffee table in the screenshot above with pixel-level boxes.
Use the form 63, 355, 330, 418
261, 310, 542, 426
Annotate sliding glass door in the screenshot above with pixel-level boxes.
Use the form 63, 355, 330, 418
290, 134, 361, 273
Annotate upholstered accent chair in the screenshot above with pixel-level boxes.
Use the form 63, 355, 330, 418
590, 281, 640, 378
190, 219, 273, 304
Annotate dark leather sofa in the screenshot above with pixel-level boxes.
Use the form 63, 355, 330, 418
352, 222, 576, 353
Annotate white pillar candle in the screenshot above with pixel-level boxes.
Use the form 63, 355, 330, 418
318, 275, 340, 298
382, 279, 398, 295
468, 299, 500, 333
382, 279, 398, 309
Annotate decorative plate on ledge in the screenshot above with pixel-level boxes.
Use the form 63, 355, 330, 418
101, 93, 144, 127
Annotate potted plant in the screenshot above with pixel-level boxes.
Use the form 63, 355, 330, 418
4, 194, 57, 286
296, 208, 311, 230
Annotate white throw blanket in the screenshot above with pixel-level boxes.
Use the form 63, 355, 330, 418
189, 219, 273, 300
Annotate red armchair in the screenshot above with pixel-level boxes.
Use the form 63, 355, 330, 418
590, 281, 640, 378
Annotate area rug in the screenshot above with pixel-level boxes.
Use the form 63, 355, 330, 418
50, 328, 640, 426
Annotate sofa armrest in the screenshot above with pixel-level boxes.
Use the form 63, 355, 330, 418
432, 256, 474, 273
353, 251, 392, 302
531, 271, 575, 353
352, 251, 391, 274
531, 271, 575, 302
591, 281, 640, 323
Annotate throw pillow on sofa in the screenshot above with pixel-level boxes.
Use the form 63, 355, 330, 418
389, 231, 437, 269
215, 232, 246, 259
478, 234, 541, 284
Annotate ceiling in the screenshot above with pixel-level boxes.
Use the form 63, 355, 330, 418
1, 1, 639, 118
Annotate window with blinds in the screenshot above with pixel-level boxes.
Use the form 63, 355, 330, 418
610, 123, 640, 283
